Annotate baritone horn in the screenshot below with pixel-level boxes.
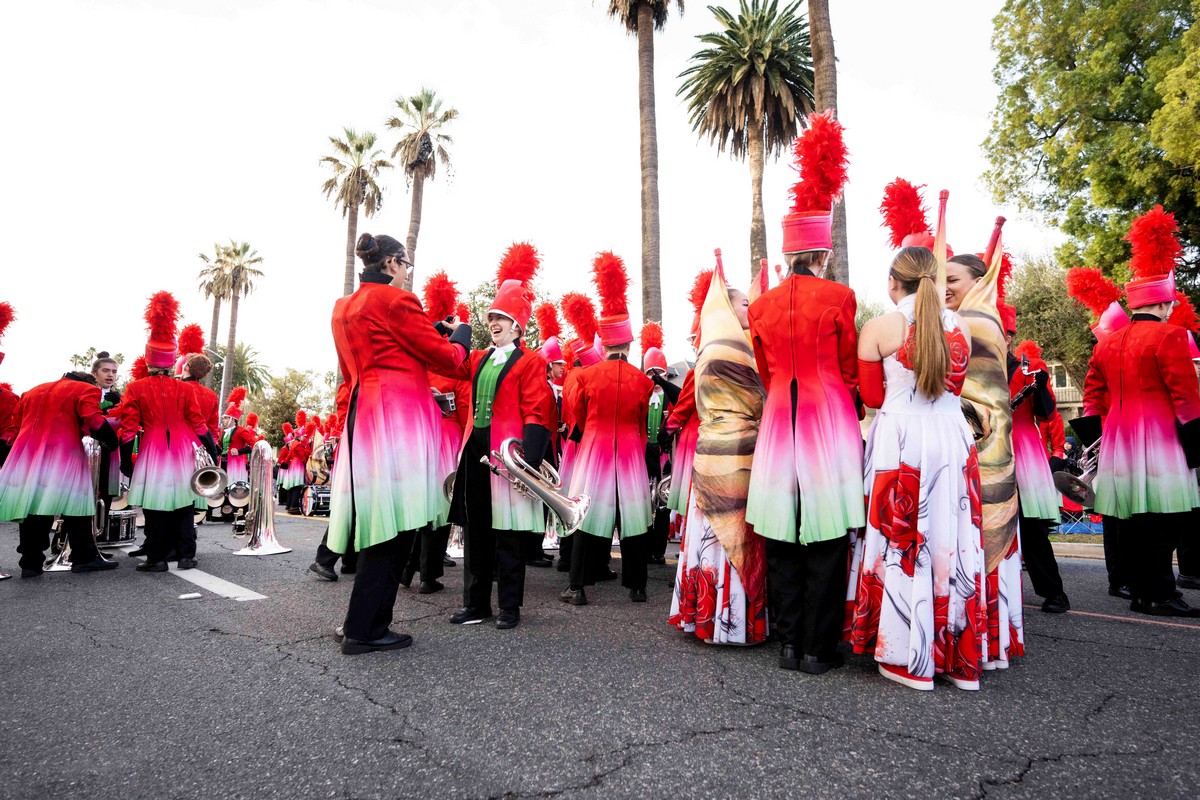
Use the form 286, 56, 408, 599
1053, 436, 1100, 508
481, 438, 590, 534
234, 440, 291, 556
190, 442, 228, 500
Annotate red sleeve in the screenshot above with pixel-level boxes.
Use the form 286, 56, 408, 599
665, 370, 696, 434
1157, 327, 1200, 425
748, 311, 772, 392
333, 381, 350, 437
182, 387, 206, 437
638, 375, 652, 445
1043, 412, 1066, 457
3, 394, 24, 443
75, 384, 106, 435
0, 389, 18, 440
568, 372, 588, 431
517, 355, 551, 429
838, 291, 859, 393
1082, 348, 1110, 419
205, 390, 220, 440
540, 381, 558, 431
391, 291, 470, 378
857, 358, 885, 409
118, 383, 142, 443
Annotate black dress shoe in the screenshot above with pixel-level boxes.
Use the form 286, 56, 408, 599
442, 554, 457, 568
136, 561, 169, 572
594, 568, 619, 582
1041, 593, 1070, 614
71, 558, 119, 573
340, 564, 357, 575
177, 558, 198, 570
779, 644, 801, 670
559, 587, 588, 606
127, 546, 147, 558
1108, 584, 1132, 600
21, 568, 43, 578
647, 554, 666, 566
450, 607, 491, 625
797, 652, 845, 675
1177, 574, 1200, 590
309, 562, 337, 581
165, 550, 178, 562
526, 555, 553, 568
496, 608, 520, 629
1130, 596, 1200, 618
629, 588, 647, 603
556, 558, 570, 572
418, 580, 444, 595
399, 568, 415, 589
341, 630, 414, 655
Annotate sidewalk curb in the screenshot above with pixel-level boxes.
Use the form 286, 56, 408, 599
1051, 542, 1105, 560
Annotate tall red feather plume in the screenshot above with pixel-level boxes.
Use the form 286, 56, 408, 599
245, 413, 259, 428
561, 292, 598, 343
143, 291, 180, 340
496, 242, 541, 287
0, 383, 12, 393
1065, 267, 1123, 318
995, 252, 1015, 305
688, 270, 715, 315
295, 409, 307, 428
591, 251, 629, 317
1126, 205, 1182, 279
1169, 291, 1199, 333
226, 387, 246, 407
879, 178, 930, 249
0, 302, 14, 341
1014, 340, 1043, 363
177, 324, 205, 356
304, 421, 317, 438
422, 271, 459, 323
534, 302, 561, 340
639, 322, 664, 353
130, 356, 149, 381
455, 302, 471, 323
789, 111, 850, 213
282, 422, 293, 435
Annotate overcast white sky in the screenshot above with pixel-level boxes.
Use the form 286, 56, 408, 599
0, 0, 1058, 393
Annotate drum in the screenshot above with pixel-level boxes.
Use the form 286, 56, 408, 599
300, 485, 331, 517
100, 509, 138, 547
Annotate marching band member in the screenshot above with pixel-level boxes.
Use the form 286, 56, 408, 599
90, 351, 123, 518
640, 322, 673, 566
562, 251, 654, 605
178, 329, 220, 520
276, 424, 293, 505
1081, 207, 1200, 618
747, 112, 861, 674
0, 302, 14, 579
443, 243, 552, 630
118, 292, 217, 572
326, 232, 472, 654
222, 388, 251, 486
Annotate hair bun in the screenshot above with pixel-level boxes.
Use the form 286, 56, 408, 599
355, 233, 380, 263
95, 351, 110, 359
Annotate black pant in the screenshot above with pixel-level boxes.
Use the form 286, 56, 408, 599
315, 526, 358, 571
1122, 512, 1185, 602
462, 431, 526, 612
1019, 514, 1064, 598
287, 485, 304, 511
764, 535, 849, 661
647, 507, 670, 559
568, 532, 612, 587
1103, 515, 1127, 589
521, 530, 546, 561
18, 515, 98, 571
559, 527, 574, 563
619, 532, 648, 591
143, 507, 195, 562
404, 524, 449, 581
343, 531, 417, 641
1178, 508, 1199, 577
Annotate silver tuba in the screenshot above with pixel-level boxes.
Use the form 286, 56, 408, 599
481, 438, 590, 534
190, 442, 228, 500
45, 436, 108, 572
1053, 436, 1101, 508
653, 474, 672, 513
234, 440, 291, 556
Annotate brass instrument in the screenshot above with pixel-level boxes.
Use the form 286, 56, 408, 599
190, 442, 228, 500
1053, 436, 1101, 508
442, 471, 456, 504
227, 481, 251, 509
1009, 355, 1038, 410
233, 440, 291, 556
45, 437, 109, 571
653, 475, 672, 513
481, 437, 590, 534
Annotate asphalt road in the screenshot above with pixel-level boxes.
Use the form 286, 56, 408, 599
1, 515, 1197, 800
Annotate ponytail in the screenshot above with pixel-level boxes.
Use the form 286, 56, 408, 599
911, 274, 950, 400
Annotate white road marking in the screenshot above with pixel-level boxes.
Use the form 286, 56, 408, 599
118, 545, 267, 602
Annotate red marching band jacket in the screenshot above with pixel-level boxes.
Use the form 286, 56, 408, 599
182, 378, 220, 441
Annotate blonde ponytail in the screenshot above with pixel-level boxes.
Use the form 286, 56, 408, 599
891, 246, 950, 401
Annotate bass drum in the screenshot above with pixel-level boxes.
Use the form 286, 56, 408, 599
301, 485, 331, 517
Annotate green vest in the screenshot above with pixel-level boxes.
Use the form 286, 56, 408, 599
474, 350, 513, 428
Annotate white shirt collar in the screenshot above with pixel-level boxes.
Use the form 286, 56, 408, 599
489, 342, 517, 365
649, 388, 663, 407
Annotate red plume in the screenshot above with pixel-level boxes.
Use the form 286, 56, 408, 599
0, 383, 11, 393
282, 422, 293, 435
0, 302, 14, 341
226, 387, 246, 407
1014, 339, 1043, 362
144, 291, 180, 341
245, 413, 259, 428
688, 269, 715, 315
995, 252, 1015, 306
789, 111, 850, 213
592, 251, 629, 317
1126, 205, 1182, 278
1065, 267, 1123, 318
561, 292, 598, 343
304, 421, 317, 438
295, 409, 307, 428
879, 179, 930, 249
639, 322, 664, 353
497, 242, 541, 287
455, 302, 471, 323
422, 271, 459, 323
534, 302, 561, 340
177, 324, 205, 356
1169, 291, 1199, 333
130, 356, 149, 381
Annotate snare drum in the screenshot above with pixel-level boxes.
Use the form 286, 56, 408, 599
100, 509, 138, 547
301, 485, 331, 517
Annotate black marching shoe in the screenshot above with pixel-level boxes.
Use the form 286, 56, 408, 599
594, 568, 619, 582
495, 608, 520, 629
340, 564, 357, 575
177, 558, 198, 570
136, 561, 169, 572
1130, 596, 1200, 618
341, 630, 414, 655
450, 607, 492, 625
1177, 573, 1200, 591
797, 652, 845, 675
556, 558, 571, 572
647, 554, 666, 566
309, 562, 337, 581
418, 580, 444, 595
629, 588, 647, 603
779, 644, 801, 671
21, 568, 43, 578
71, 558, 119, 573
399, 568, 415, 589
1041, 593, 1071, 614
443, 554, 457, 568
127, 546, 147, 558
1108, 584, 1133, 600
526, 554, 554, 568
559, 587, 588, 606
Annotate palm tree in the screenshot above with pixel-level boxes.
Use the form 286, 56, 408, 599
197, 243, 232, 387
217, 241, 264, 407
387, 88, 458, 275
321, 129, 392, 296
608, 0, 684, 324
678, 0, 814, 277
209, 342, 271, 395
807, 0, 847, 285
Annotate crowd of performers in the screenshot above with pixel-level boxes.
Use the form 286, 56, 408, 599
1, 112, 1198, 691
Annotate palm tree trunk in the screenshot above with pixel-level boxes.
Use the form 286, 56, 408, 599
220, 292, 240, 408
637, 3, 662, 323
809, 0, 849, 285
343, 205, 359, 297
748, 114, 767, 278
206, 295, 222, 388
406, 169, 425, 277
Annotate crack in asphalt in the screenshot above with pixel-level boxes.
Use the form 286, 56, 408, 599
1083, 691, 1117, 725
1027, 629, 1198, 656
971, 744, 1164, 798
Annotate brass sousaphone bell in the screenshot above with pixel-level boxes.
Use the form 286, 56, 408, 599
481, 438, 590, 534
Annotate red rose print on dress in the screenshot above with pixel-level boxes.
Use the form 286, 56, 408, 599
945, 328, 970, 395
851, 570, 885, 653
963, 447, 982, 531
869, 462, 924, 576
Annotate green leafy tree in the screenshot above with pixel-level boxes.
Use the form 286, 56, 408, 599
217, 241, 264, 408
854, 300, 886, 332
679, 0, 814, 277
321, 128, 393, 297
197, 243, 231, 387
387, 88, 457, 278
251, 368, 334, 449
608, 0, 685, 323
984, 0, 1198, 292
1007, 254, 1095, 390
209, 342, 271, 396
